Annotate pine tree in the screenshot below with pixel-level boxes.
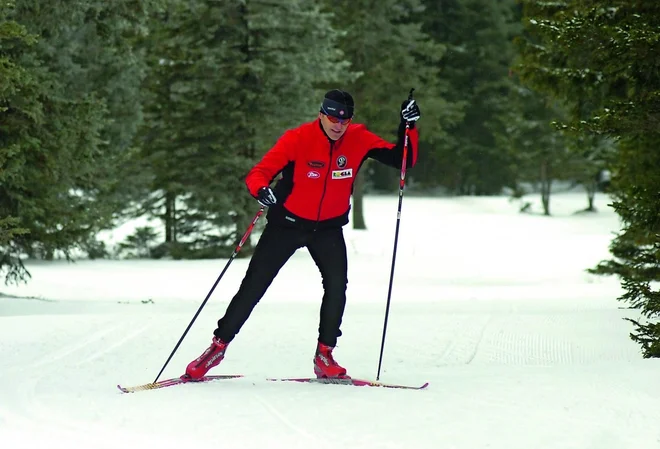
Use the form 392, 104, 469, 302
0, 2, 38, 283
318, 0, 456, 228
1, 1, 107, 279
514, 1, 617, 214
0, 0, 153, 283
418, 0, 522, 195
135, 0, 352, 256
497, 83, 570, 215
518, 0, 660, 356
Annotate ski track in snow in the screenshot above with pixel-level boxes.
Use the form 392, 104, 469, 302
251, 390, 333, 449
2, 289, 659, 449
1, 316, 163, 448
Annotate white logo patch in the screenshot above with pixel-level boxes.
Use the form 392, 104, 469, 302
307, 170, 320, 179
332, 168, 353, 179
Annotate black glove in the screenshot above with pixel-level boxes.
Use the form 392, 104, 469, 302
401, 99, 421, 125
257, 186, 277, 207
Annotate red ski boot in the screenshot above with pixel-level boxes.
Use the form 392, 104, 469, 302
185, 336, 228, 379
313, 341, 348, 379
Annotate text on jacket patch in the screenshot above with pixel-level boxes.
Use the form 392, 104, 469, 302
332, 168, 353, 179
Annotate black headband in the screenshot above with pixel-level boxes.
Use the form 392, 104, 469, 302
320, 98, 354, 119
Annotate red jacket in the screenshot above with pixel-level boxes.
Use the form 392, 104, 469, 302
246, 119, 418, 230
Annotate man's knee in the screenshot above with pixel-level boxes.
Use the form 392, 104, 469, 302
323, 275, 347, 294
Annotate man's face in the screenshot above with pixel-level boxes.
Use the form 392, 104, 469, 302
319, 113, 351, 140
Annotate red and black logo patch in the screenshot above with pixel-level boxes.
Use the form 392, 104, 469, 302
307, 160, 326, 168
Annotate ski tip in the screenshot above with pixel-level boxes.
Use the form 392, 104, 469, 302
117, 384, 131, 394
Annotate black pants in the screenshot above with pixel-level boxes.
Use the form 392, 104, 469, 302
214, 223, 348, 347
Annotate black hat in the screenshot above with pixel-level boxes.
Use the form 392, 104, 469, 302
320, 89, 354, 119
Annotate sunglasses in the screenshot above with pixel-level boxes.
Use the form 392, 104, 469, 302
323, 113, 352, 125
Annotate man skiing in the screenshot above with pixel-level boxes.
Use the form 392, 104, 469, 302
185, 89, 421, 380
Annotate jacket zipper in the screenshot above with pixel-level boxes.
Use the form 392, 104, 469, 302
314, 140, 334, 230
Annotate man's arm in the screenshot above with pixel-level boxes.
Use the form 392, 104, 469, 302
245, 129, 297, 197
363, 121, 419, 169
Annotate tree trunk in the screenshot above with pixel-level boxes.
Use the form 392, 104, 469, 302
352, 168, 367, 229
540, 160, 551, 216
585, 180, 597, 211
172, 195, 177, 243
165, 191, 176, 242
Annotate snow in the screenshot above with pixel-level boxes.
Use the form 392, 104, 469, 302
1, 191, 659, 449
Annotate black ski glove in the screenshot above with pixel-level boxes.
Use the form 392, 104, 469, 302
256, 186, 277, 207
401, 99, 421, 127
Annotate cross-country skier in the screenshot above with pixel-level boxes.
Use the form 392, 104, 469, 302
184, 89, 421, 379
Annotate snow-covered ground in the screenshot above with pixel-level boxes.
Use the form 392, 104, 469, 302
1, 192, 658, 449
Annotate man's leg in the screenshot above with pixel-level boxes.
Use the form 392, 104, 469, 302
214, 224, 304, 342
306, 227, 348, 347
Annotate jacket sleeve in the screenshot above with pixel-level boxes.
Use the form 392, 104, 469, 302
245, 129, 298, 197
362, 121, 418, 169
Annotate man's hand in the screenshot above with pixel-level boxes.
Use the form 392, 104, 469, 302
257, 186, 277, 207
401, 99, 421, 123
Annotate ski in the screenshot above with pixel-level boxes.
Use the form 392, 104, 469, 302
117, 374, 244, 394
267, 377, 429, 390
118, 375, 427, 393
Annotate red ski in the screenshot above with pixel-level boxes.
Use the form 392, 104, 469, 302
117, 375, 428, 393
117, 374, 243, 393
267, 377, 428, 390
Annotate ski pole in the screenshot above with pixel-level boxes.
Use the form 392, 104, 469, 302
153, 206, 266, 383
376, 88, 414, 381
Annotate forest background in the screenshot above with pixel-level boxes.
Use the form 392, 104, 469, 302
1, 0, 658, 356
